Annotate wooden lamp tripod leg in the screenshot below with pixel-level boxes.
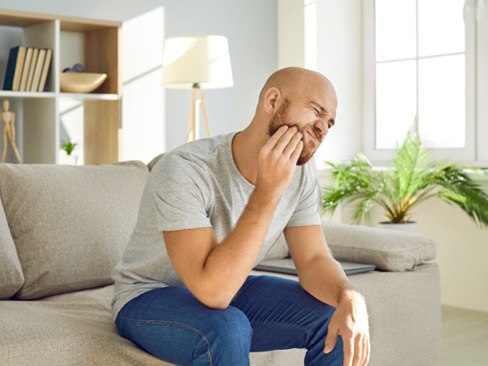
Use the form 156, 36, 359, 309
187, 87, 198, 142
185, 85, 212, 142
200, 90, 212, 138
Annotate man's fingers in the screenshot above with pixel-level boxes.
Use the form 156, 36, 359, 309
362, 336, 370, 366
352, 334, 362, 366
342, 338, 354, 366
283, 131, 303, 158
290, 140, 303, 163
323, 326, 338, 354
272, 126, 300, 154
263, 125, 289, 150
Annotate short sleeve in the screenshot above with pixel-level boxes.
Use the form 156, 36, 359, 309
286, 160, 322, 227
150, 153, 212, 232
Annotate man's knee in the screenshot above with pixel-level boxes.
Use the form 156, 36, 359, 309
194, 306, 252, 365
209, 306, 253, 346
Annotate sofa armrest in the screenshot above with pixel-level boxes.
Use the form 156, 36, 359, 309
322, 221, 437, 272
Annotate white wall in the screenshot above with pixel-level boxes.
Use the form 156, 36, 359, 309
277, 0, 363, 167
315, 0, 363, 165
121, 7, 165, 162
277, 0, 305, 68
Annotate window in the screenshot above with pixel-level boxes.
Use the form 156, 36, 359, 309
364, 0, 487, 164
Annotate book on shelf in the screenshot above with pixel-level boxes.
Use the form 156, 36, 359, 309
25, 47, 39, 91
2, 45, 27, 91
2, 46, 53, 92
19, 47, 33, 91
30, 48, 46, 92
38, 48, 52, 92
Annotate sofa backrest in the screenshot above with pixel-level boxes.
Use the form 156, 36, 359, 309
0, 194, 24, 299
0, 161, 149, 300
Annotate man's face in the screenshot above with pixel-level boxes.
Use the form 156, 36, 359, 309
268, 97, 335, 165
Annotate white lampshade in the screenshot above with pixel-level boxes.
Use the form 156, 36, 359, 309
162, 35, 234, 89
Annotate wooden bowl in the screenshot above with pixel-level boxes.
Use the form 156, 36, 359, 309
60, 72, 107, 93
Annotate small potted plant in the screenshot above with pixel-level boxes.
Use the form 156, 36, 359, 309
60, 140, 78, 165
321, 127, 488, 231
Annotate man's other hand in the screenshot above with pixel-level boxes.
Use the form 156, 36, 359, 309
324, 290, 370, 366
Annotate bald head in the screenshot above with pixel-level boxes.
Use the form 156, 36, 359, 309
258, 67, 335, 103
239, 67, 338, 166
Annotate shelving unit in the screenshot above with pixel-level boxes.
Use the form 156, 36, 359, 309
0, 9, 122, 164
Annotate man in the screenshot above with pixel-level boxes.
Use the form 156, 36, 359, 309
112, 67, 370, 366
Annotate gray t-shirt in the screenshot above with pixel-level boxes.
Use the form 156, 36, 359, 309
111, 132, 322, 319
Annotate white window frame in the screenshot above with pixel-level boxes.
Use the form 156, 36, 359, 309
363, 0, 485, 165
477, 0, 488, 164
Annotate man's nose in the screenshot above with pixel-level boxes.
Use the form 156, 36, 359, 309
314, 120, 328, 136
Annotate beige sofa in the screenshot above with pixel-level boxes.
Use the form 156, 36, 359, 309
0, 161, 440, 366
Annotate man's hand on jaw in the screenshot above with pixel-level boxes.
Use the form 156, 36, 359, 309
324, 289, 370, 366
255, 125, 303, 201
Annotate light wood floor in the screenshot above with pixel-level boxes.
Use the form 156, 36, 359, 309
441, 306, 488, 366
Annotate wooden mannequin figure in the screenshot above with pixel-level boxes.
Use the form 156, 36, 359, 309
1, 99, 22, 163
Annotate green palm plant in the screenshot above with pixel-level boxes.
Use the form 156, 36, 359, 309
322, 128, 488, 227
60, 140, 78, 155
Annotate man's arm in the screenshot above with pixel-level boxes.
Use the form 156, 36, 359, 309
285, 225, 370, 366
164, 126, 303, 309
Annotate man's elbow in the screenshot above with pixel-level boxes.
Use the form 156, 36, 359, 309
193, 287, 233, 310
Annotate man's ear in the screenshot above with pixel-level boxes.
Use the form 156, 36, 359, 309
262, 87, 282, 114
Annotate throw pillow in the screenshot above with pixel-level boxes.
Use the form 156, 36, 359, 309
322, 221, 437, 272
0, 194, 24, 298
0, 161, 148, 299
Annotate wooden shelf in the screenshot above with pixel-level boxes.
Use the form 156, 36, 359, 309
0, 9, 122, 165
0, 91, 118, 100
60, 92, 119, 101
0, 91, 56, 99
1, 7, 165, 166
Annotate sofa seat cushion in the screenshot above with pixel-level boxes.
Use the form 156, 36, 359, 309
0, 162, 148, 300
0, 285, 169, 366
0, 195, 24, 299
322, 221, 437, 272
0, 284, 307, 366
0, 266, 441, 366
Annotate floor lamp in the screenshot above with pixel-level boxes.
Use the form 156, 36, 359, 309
162, 35, 234, 142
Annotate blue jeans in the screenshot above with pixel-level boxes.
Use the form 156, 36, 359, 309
115, 275, 343, 365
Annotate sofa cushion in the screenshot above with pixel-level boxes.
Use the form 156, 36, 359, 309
0, 194, 24, 299
322, 221, 437, 272
0, 162, 148, 299
147, 153, 164, 171
263, 234, 290, 260
0, 284, 306, 366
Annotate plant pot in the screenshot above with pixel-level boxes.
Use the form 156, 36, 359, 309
59, 154, 78, 165
378, 221, 417, 233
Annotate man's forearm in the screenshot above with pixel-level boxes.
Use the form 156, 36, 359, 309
197, 188, 280, 307
298, 255, 357, 308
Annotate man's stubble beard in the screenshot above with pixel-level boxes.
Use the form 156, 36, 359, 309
267, 98, 318, 166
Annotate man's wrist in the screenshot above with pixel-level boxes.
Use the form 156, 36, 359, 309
337, 288, 365, 306
251, 186, 282, 207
